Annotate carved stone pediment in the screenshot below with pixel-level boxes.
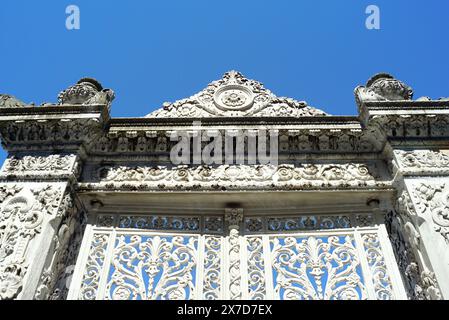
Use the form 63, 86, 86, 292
146, 71, 328, 118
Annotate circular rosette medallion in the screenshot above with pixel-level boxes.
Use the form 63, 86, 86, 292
213, 85, 254, 111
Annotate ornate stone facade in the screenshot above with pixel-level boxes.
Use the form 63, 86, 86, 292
0, 72, 448, 300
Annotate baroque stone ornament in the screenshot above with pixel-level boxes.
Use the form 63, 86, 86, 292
58, 78, 115, 106
386, 211, 443, 300
2, 72, 449, 300
105, 235, 198, 300
69, 212, 405, 300
0, 184, 63, 299
84, 163, 381, 192
394, 150, 449, 175
355, 73, 413, 103
2, 155, 75, 174
271, 235, 366, 300
412, 183, 449, 242
225, 208, 243, 300
146, 71, 327, 118
202, 236, 222, 299
0, 95, 27, 108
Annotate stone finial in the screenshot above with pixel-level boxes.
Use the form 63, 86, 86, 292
0, 94, 27, 108
355, 73, 414, 103
58, 78, 115, 106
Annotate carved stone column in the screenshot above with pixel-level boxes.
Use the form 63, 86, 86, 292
391, 149, 449, 299
0, 154, 87, 300
355, 73, 449, 300
225, 208, 243, 300
0, 179, 70, 299
0, 79, 112, 300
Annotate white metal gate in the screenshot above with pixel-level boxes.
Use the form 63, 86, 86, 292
67, 213, 407, 300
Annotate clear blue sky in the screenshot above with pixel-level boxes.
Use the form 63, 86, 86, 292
1, 0, 449, 163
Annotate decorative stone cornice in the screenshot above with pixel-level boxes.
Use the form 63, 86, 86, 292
78, 162, 389, 192
355, 74, 449, 143
85, 125, 384, 156
0, 105, 109, 153
393, 150, 449, 176
0, 154, 81, 181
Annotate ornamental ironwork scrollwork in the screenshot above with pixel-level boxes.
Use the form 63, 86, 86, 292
105, 235, 198, 300
203, 236, 222, 300
361, 233, 395, 300
246, 236, 265, 300
270, 235, 367, 300
79, 233, 109, 300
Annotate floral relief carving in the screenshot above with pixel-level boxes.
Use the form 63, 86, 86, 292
88, 163, 380, 191
35, 192, 85, 300
412, 183, 449, 243
225, 208, 243, 300
386, 211, 443, 300
203, 236, 222, 300
0, 184, 63, 299
361, 233, 395, 300
57, 78, 114, 106
79, 233, 109, 300
396, 189, 417, 218
271, 235, 367, 300
355, 73, 413, 103
105, 235, 198, 300
228, 228, 241, 300
146, 71, 327, 118
246, 236, 265, 300
49, 210, 87, 300
395, 150, 449, 174
244, 215, 358, 234
2, 155, 74, 174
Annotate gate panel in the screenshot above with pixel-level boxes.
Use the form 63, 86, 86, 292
68, 213, 407, 300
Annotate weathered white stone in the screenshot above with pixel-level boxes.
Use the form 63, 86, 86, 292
0, 72, 448, 300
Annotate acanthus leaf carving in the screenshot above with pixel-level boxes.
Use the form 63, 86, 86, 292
2, 154, 75, 176
58, 78, 115, 106
395, 150, 449, 175
86, 163, 381, 191
412, 182, 449, 243
0, 184, 63, 300
386, 211, 443, 300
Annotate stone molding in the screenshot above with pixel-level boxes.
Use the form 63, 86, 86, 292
79, 162, 387, 192
393, 150, 449, 176
0, 154, 80, 180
